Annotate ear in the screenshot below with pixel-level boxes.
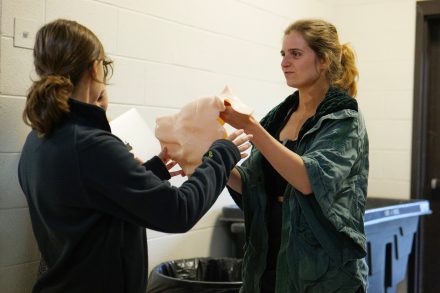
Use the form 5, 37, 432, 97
90, 60, 99, 79
319, 55, 330, 71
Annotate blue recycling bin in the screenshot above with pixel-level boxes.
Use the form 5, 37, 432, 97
220, 198, 431, 293
364, 198, 431, 293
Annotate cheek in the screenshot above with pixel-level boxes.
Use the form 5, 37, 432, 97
100, 99, 108, 110
300, 59, 320, 75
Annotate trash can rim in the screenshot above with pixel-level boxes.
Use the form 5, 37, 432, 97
364, 200, 431, 226
151, 257, 243, 285
152, 272, 243, 285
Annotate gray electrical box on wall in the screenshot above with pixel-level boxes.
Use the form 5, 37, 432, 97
13, 17, 39, 49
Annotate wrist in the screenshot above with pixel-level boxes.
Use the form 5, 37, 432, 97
244, 116, 259, 134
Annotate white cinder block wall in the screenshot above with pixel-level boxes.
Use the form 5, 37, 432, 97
330, 0, 417, 199
0, 0, 417, 291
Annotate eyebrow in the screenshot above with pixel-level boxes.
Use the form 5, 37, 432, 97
280, 48, 304, 54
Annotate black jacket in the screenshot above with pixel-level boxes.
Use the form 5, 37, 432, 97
18, 99, 240, 293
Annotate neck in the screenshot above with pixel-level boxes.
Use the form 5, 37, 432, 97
71, 73, 92, 104
297, 80, 330, 114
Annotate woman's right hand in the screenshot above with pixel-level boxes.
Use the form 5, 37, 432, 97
220, 103, 256, 132
227, 129, 253, 159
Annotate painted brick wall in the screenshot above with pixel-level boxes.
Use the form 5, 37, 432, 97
330, 0, 416, 199
0, 0, 417, 292
0, 0, 331, 291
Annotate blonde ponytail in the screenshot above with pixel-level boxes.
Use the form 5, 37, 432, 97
334, 43, 358, 97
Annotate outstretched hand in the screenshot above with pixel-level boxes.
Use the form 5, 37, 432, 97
227, 129, 253, 159
220, 103, 255, 131
158, 146, 186, 177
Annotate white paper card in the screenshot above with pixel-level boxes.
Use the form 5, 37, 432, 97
109, 108, 160, 162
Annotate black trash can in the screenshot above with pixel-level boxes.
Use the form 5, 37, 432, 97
147, 257, 242, 293
219, 207, 246, 258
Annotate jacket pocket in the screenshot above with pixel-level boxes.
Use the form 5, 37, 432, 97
296, 234, 330, 281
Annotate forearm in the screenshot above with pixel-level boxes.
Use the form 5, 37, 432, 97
227, 168, 242, 194
245, 120, 313, 195
162, 139, 241, 232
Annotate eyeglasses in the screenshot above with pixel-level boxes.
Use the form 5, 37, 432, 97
101, 58, 113, 82
89, 58, 113, 84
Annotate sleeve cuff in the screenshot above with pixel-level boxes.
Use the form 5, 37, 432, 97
209, 139, 241, 164
143, 156, 171, 180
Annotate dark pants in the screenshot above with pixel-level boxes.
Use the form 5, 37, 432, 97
260, 270, 276, 293
260, 282, 364, 293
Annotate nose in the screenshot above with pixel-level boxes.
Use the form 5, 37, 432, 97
281, 55, 290, 68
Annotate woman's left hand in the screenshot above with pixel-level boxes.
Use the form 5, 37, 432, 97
227, 129, 253, 159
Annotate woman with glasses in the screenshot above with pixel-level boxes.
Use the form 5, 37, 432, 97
18, 19, 251, 293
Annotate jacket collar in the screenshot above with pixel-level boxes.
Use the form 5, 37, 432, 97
68, 99, 111, 132
299, 87, 357, 139
261, 87, 358, 140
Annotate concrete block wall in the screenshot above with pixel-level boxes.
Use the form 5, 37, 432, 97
0, 0, 419, 291
331, 0, 417, 199
0, 0, 332, 291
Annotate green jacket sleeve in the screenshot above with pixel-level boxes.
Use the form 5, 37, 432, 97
226, 144, 260, 209
301, 112, 368, 251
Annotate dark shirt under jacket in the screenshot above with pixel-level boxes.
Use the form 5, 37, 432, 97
18, 99, 240, 293
260, 102, 297, 293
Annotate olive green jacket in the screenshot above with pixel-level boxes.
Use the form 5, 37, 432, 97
229, 87, 369, 293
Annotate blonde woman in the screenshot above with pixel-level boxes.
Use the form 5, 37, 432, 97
222, 19, 368, 293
